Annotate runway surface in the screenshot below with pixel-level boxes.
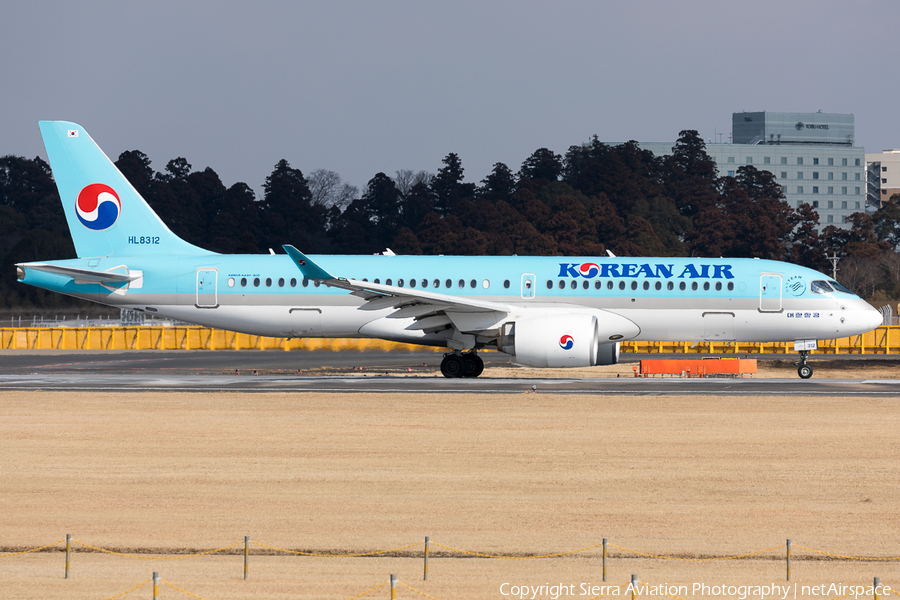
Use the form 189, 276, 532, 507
1, 372, 899, 395
1, 350, 898, 395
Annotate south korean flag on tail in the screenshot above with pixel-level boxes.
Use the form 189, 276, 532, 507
67, 130, 78, 138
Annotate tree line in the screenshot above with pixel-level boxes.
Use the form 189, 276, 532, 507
3, 130, 900, 309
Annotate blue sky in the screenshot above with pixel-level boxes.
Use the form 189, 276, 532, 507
2, 1, 897, 197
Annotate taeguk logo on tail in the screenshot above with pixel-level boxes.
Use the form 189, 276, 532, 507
76, 183, 121, 230
559, 335, 574, 350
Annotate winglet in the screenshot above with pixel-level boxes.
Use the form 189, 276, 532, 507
282, 245, 336, 280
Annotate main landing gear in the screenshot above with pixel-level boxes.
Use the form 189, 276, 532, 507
796, 350, 813, 379
440, 351, 484, 378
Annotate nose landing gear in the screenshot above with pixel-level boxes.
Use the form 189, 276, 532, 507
440, 351, 484, 378
797, 350, 813, 379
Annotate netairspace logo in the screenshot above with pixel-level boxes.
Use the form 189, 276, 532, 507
498, 582, 892, 600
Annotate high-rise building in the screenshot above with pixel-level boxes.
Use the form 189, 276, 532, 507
632, 111, 867, 230
865, 149, 900, 207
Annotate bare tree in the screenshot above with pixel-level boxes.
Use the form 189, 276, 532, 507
393, 169, 433, 196
837, 256, 881, 298
307, 169, 358, 210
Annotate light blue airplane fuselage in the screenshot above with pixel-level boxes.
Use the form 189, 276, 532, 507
17, 121, 882, 376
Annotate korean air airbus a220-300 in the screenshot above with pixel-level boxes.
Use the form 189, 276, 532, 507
17, 122, 882, 379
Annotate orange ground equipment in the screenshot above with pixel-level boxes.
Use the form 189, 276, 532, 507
639, 358, 757, 377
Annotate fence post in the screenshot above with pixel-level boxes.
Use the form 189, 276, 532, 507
391, 573, 397, 599
602, 538, 607, 582
874, 577, 880, 600
786, 539, 791, 581
423, 536, 429, 581
631, 574, 638, 600
153, 571, 160, 600
244, 536, 249, 580
65, 533, 71, 579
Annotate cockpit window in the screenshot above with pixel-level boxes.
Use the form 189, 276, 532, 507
828, 280, 854, 294
810, 280, 834, 294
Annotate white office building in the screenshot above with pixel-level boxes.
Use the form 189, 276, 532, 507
634, 112, 867, 230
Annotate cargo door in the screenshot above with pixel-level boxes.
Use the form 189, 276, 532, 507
702, 312, 735, 341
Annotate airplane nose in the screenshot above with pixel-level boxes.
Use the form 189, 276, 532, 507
865, 305, 884, 331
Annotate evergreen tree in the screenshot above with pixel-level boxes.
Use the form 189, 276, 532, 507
518, 148, 562, 188
664, 130, 719, 217
431, 153, 475, 214
260, 159, 324, 250
477, 162, 516, 203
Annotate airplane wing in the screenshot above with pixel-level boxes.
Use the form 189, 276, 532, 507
282, 245, 511, 337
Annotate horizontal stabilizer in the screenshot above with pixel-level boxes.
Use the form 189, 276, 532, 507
20, 263, 138, 283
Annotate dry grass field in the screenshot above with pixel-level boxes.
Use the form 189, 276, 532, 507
1, 390, 899, 599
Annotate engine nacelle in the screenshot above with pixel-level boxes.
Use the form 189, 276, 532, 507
501, 312, 634, 368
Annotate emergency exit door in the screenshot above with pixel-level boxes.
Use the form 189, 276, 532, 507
196, 268, 218, 308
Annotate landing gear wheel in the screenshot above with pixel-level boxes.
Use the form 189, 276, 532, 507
796, 349, 813, 379
440, 354, 465, 378
463, 353, 484, 378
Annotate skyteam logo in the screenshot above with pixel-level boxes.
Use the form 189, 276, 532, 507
578, 262, 600, 278
559, 334, 574, 350
76, 183, 121, 230
786, 275, 805, 297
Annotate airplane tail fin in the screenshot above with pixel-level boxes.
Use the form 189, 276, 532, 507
38, 121, 212, 258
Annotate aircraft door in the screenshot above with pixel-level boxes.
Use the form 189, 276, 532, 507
196, 268, 218, 308
521, 273, 536, 299
759, 274, 783, 312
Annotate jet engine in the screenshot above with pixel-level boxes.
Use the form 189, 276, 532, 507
499, 312, 637, 368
